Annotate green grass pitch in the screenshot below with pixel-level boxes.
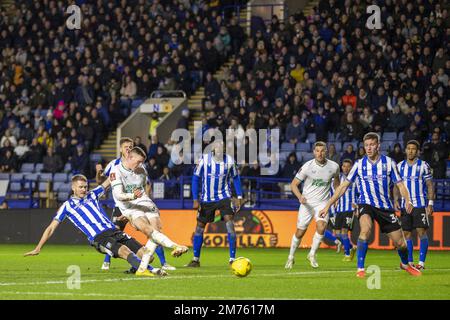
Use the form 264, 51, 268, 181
0, 244, 449, 300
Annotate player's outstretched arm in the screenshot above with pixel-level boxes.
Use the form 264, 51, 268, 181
319, 180, 351, 218
100, 177, 111, 191
96, 164, 107, 184
392, 184, 401, 211
24, 220, 60, 256
290, 178, 306, 204
396, 182, 413, 214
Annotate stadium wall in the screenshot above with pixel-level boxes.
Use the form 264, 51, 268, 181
2, 209, 449, 250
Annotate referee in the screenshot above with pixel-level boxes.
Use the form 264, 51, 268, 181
186, 140, 243, 267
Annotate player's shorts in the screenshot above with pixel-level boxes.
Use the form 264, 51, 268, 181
91, 229, 142, 258
358, 204, 401, 234
335, 211, 354, 230
400, 207, 429, 232
297, 201, 329, 230
122, 199, 160, 224
197, 198, 234, 224
329, 213, 336, 229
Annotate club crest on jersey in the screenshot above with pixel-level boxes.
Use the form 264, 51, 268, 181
382, 164, 387, 171
110, 173, 116, 181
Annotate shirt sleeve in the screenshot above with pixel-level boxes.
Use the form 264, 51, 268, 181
90, 185, 105, 201
54, 202, 68, 222
193, 157, 204, 177
104, 160, 114, 177
423, 162, 433, 181
390, 160, 402, 184
295, 164, 307, 181
110, 167, 122, 188
346, 160, 359, 183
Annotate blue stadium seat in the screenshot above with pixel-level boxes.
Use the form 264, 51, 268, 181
10, 173, 24, 181
295, 152, 303, 163
280, 151, 292, 162
0, 173, 9, 180
20, 163, 35, 173
281, 142, 295, 151
53, 182, 64, 192
54, 173, 68, 182
382, 132, 397, 141
38, 181, 50, 192
10, 182, 22, 192
398, 132, 405, 142
58, 184, 72, 192
7, 200, 32, 209
38, 173, 53, 181
333, 143, 342, 153
35, 163, 44, 173
64, 163, 72, 173
40, 109, 49, 118
327, 133, 335, 142
90, 153, 103, 162
58, 192, 69, 202
295, 143, 310, 152
380, 141, 393, 152
307, 133, 316, 143
302, 153, 314, 162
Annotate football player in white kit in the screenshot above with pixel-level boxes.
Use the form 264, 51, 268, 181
110, 147, 189, 275
285, 141, 340, 269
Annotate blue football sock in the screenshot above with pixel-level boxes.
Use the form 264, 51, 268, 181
406, 239, 414, 263
342, 234, 351, 256
103, 254, 111, 264
419, 235, 429, 264
155, 245, 166, 265
228, 232, 237, 259
397, 247, 409, 265
126, 253, 154, 271
357, 239, 368, 269
193, 227, 204, 259
324, 230, 337, 242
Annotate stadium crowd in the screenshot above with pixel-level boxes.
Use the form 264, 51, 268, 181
0, 0, 449, 190
0, 0, 244, 178
199, 0, 449, 178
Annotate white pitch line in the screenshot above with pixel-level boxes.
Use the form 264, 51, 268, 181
1, 268, 448, 287
0, 291, 305, 300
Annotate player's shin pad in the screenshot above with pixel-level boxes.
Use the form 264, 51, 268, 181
138, 240, 158, 272
151, 230, 176, 248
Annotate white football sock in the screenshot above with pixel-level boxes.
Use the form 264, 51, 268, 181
289, 234, 301, 258
309, 232, 324, 256
151, 230, 176, 249
137, 240, 157, 272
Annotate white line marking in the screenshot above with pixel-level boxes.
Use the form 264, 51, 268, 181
0, 291, 305, 300
0, 268, 448, 287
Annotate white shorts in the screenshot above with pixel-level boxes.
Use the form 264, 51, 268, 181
122, 199, 160, 224
297, 201, 329, 230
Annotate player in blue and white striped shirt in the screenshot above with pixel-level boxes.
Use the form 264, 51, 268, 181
319, 132, 421, 278
24, 174, 166, 277
330, 159, 358, 261
395, 140, 435, 270
96, 137, 174, 272
186, 140, 243, 267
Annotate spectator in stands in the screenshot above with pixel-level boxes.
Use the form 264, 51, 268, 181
70, 145, 89, 177
120, 76, 137, 116
134, 136, 147, 155
341, 144, 356, 163
42, 148, 64, 174
55, 138, 71, 165
423, 132, 448, 179
78, 117, 94, 152
14, 138, 29, 162
285, 115, 306, 144
327, 144, 340, 164
388, 106, 409, 133
389, 143, 405, 163
341, 90, 357, 110
356, 146, 366, 160
147, 157, 162, 181
281, 152, 301, 179
0, 138, 14, 158
176, 109, 190, 130
0, 150, 17, 173
340, 113, 363, 142
26, 138, 45, 164
1, 129, 17, 147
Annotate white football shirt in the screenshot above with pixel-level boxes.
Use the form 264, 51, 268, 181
295, 158, 340, 203
110, 163, 152, 211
